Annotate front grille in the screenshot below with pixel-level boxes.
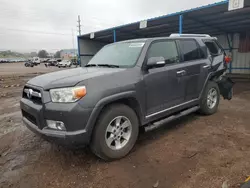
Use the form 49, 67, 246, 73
23, 86, 42, 104
22, 110, 37, 126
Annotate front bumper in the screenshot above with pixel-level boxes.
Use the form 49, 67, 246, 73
20, 97, 93, 145
23, 117, 89, 145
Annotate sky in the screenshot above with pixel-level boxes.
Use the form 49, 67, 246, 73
0, 0, 220, 53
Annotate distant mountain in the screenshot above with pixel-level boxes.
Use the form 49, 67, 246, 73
0, 50, 25, 58
0, 51, 37, 58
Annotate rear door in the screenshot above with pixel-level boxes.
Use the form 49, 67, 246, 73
177, 39, 210, 101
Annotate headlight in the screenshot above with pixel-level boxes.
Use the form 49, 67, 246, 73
50, 86, 86, 103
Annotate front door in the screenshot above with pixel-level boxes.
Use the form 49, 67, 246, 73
143, 40, 186, 117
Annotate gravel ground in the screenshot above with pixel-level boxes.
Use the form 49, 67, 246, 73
0, 63, 250, 188
0, 63, 60, 76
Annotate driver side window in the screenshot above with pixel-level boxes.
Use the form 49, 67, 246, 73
147, 41, 179, 65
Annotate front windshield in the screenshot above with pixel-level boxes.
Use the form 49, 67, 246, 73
87, 42, 145, 67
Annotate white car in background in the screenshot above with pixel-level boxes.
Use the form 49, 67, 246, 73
32, 57, 41, 65
57, 60, 72, 68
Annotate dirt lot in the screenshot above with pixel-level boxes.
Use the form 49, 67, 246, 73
0, 63, 250, 188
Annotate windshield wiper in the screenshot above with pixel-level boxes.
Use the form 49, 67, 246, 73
85, 64, 97, 67
97, 64, 120, 68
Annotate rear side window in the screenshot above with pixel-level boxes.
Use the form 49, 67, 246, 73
179, 40, 200, 62
147, 41, 179, 65
204, 41, 222, 55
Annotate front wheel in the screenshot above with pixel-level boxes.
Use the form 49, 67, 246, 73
199, 81, 220, 115
90, 104, 139, 161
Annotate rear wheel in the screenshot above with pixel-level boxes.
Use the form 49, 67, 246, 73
90, 104, 139, 161
199, 81, 220, 115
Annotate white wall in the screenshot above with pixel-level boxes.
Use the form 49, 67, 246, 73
216, 33, 250, 74
80, 56, 92, 65
78, 39, 108, 66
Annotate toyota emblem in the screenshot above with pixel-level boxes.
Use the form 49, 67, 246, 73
27, 89, 33, 99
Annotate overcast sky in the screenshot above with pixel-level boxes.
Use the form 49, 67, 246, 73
0, 0, 219, 53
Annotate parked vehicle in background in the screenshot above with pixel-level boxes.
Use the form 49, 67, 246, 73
71, 58, 78, 65
0, 59, 8, 63
20, 34, 234, 161
41, 58, 50, 63
58, 60, 72, 68
45, 59, 57, 67
32, 57, 41, 65
24, 60, 34, 67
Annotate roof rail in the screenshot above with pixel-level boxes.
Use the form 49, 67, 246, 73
170, 33, 211, 38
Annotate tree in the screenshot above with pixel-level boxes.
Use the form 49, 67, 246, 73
54, 51, 61, 58
38, 50, 48, 58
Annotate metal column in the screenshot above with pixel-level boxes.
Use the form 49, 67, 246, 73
226, 34, 233, 73
77, 36, 81, 66
179, 15, 183, 34
113, 29, 116, 42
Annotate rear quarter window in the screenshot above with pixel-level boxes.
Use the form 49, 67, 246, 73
204, 40, 222, 56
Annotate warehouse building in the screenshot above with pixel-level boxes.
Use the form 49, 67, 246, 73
78, 0, 250, 74
60, 49, 77, 60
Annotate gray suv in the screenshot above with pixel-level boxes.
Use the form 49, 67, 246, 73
20, 34, 234, 160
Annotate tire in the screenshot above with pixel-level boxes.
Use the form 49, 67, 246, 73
199, 81, 220, 115
90, 104, 139, 161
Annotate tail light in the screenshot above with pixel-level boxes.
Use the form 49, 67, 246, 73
224, 56, 231, 64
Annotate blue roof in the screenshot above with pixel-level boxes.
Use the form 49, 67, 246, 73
79, 0, 250, 42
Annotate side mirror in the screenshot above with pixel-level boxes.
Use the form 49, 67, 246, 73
147, 57, 165, 69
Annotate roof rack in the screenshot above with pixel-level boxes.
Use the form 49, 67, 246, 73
170, 34, 211, 38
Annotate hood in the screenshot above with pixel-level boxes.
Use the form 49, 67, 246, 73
27, 67, 125, 90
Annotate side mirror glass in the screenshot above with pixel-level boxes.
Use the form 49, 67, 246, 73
147, 57, 165, 69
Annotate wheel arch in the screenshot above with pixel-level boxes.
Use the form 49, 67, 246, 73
199, 69, 225, 99
85, 91, 143, 142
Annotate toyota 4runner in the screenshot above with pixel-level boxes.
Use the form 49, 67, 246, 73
20, 34, 234, 161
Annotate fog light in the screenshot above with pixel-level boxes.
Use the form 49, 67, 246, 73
46, 120, 66, 131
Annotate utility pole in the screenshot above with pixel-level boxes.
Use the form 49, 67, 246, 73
77, 15, 81, 36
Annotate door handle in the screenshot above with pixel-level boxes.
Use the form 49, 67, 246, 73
203, 65, 211, 69
176, 70, 186, 76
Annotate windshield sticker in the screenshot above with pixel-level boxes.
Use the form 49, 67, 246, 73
129, 43, 145, 48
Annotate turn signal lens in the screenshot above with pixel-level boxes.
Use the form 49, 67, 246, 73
73, 87, 87, 99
